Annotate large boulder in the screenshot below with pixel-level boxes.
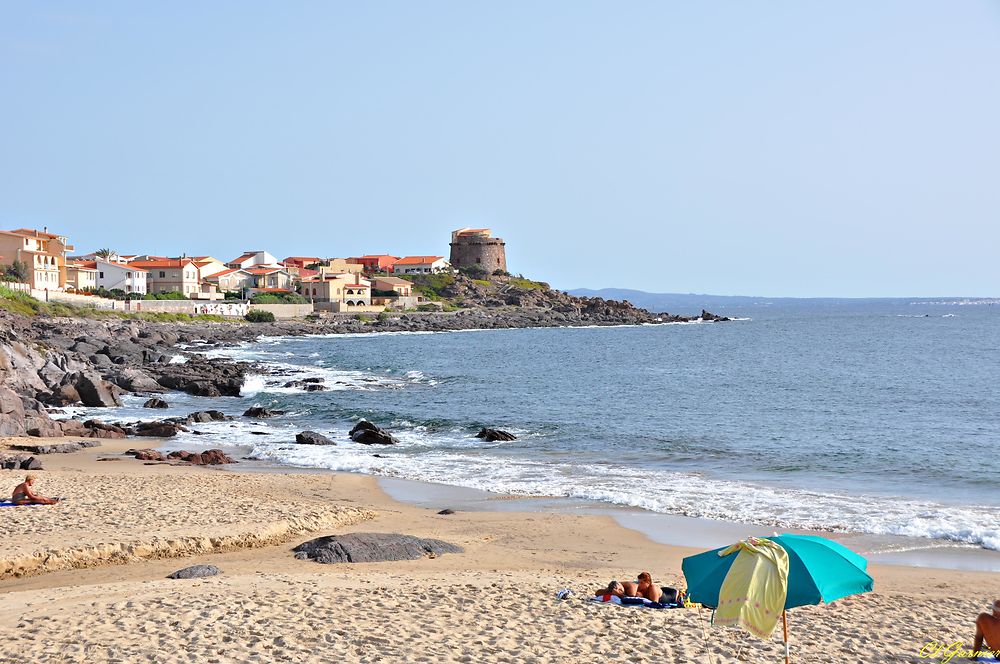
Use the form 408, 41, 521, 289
349, 421, 398, 446
293, 533, 462, 564
130, 421, 187, 438
295, 430, 335, 446
74, 372, 123, 408
115, 369, 167, 394
143, 397, 169, 409
168, 565, 221, 580
83, 419, 128, 439
0, 386, 27, 436
475, 428, 517, 442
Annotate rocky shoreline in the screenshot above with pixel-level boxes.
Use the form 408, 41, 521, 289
0, 294, 729, 440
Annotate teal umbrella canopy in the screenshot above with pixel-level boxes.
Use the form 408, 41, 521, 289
681, 534, 874, 610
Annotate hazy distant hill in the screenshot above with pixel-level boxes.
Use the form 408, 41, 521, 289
564, 288, 962, 315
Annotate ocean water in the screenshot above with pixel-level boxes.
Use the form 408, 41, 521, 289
69, 300, 1000, 552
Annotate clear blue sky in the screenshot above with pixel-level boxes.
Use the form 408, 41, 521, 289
2, 2, 998, 297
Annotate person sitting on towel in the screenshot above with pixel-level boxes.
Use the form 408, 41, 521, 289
973, 599, 1000, 659
11, 474, 59, 505
636, 571, 663, 603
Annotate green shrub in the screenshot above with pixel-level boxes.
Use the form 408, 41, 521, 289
459, 265, 489, 279
376, 311, 390, 322
4, 260, 28, 282
143, 291, 189, 300
245, 309, 275, 323
251, 292, 306, 304
353, 313, 371, 322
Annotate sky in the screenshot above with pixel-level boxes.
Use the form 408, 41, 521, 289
1, 2, 998, 297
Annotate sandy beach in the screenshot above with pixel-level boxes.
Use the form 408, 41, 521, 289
0, 438, 993, 663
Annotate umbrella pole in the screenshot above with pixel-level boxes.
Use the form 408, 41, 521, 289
782, 610, 790, 664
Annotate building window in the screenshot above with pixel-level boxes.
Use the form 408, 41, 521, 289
99, 272, 104, 278
159, 271, 166, 278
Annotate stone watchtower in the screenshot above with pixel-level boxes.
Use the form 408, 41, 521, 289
449, 228, 507, 273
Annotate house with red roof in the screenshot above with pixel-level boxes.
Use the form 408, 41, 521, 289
349, 254, 400, 274
282, 256, 323, 270
129, 258, 202, 296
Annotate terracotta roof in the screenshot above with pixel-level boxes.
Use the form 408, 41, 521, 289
206, 268, 245, 278
395, 256, 445, 265
5, 228, 63, 239
375, 277, 411, 286
356, 254, 400, 260
229, 252, 259, 264
253, 287, 292, 293
130, 259, 195, 269
246, 267, 285, 275
68, 261, 98, 271
298, 268, 319, 278
282, 256, 323, 264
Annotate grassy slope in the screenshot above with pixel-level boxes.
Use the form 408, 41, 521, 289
0, 286, 230, 323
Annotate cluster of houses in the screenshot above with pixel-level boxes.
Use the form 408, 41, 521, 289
0, 225, 492, 313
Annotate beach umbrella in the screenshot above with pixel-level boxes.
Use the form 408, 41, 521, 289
682, 534, 874, 663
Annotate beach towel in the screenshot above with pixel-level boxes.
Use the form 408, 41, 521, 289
0, 501, 37, 507
590, 595, 673, 609
714, 537, 789, 638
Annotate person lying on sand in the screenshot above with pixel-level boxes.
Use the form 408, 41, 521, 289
973, 599, 1000, 659
595, 580, 639, 600
636, 571, 663, 602
11, 474, 60, 505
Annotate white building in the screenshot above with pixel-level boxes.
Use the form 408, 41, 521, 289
94, 259, 147, 295
226, 250, 280, 270
391, 256, 451, 275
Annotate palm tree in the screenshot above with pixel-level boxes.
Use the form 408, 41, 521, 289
94, 248, 116, 260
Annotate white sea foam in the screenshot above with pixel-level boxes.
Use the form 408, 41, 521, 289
239, 440, 1000, 551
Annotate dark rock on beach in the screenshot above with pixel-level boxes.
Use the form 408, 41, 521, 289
437, 509, 455, 515
129, 421, 188, 438
81, 419, 128, 439
475, 428, 517, 442
143, 397, 169, 409
167, 565, 222, 579
165, 449, 236, 465
296, 431, 335, 446
349, 421, 398, 445
293, 533, 462, 564
10, 440, 101, 454
126, 448, 167, 462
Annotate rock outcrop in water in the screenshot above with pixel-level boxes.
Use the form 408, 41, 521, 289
476, 428, 517, 442
349, 421, 398, 445
296, 431, 335, 446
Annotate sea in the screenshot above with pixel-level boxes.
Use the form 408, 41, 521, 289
67, 297, 1000, 566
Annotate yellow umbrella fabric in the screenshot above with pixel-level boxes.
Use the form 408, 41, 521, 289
714, 537, 790, 639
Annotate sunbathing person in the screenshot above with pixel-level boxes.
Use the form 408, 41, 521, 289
595, 580, 639, 600
636, 571, 663, 602
973, 599, 1000, 658
11, 474, 59, 505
